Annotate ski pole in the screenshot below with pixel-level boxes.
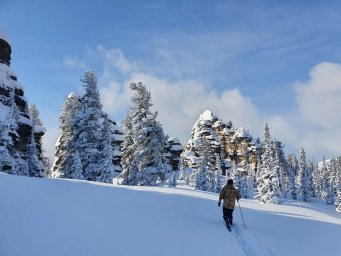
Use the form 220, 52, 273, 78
237, 201, 246, 228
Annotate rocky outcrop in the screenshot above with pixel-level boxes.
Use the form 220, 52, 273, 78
109, 118, 124, 175
166, 137, 183, 172
0, 38, 11, 66
182, 110, 260, 175
0, 30, 45, 176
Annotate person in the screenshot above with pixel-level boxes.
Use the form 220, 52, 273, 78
218, 179, 240, 230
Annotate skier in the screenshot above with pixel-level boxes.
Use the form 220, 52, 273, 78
218, 179, 240, 231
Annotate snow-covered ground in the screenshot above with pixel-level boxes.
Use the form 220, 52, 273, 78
0, 173, 340, 256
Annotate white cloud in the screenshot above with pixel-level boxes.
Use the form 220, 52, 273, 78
97, 45, 138, 74
63, 56, 86, 69
100, 71, 264, 142
295, 62, 341, 129
63, 46, 341, 160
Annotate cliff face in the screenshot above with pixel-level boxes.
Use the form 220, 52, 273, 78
182, 110, 259, 175
0, 32, 45, 176
0, 38, 11, 66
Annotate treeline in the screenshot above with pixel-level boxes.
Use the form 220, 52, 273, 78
1, 69, 340, 211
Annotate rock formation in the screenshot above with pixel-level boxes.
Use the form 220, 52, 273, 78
0, 30, 45, 176
182, 110, 260, 176
166, 137, 183, 172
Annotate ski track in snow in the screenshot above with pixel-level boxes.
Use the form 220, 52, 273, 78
230, 224, 275, 256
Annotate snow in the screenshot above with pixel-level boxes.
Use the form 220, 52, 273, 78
0, 28, 11, 44
170, 144, 183, 151
234, 127, 252, 139
0, 102, 9, 121
168, 137, 181, 144
0, 63, 23, 89
19, 115, 33, 126
0, 173, 340, 256
33, 125, 47, 134
200, 109, 214, 121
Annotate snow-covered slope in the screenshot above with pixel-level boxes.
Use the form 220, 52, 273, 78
0, 173, 340, 256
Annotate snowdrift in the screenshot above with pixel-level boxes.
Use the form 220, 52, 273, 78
0, 173, 340, 256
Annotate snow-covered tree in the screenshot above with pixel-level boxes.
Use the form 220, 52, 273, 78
296, 148, 311, 202
96, 117, 114, 183
328, 157, 338, 202
72, 71, 107, 181
336, 189, 341, 212
27, 135, 44, 177
118, 82, 170, 186
287, 154, 298, 200
321, 157, 334, 205
0, 88, 20, 175
256, 123, 280, 204
214, 153, 223, 193
69, 150, 83, 180
168, 170, 177, 187
272, 140, 288, 195
191, 138, 211, 191
51, 93, 81, 178
52, 71, 117, 183
311, 160, 321, 198
29, 104, 43, 126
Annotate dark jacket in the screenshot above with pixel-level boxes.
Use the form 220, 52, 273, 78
219, 184, 240, 209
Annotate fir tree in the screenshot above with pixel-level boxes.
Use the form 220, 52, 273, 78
297, 148, 311, 202
73, 71, 105, 181
29, 104, 43, 126
69, 150, 83, 180
311, 160, 321, 198
214, 153, 223, 193
51, 93, 81, 178
328, 157, 338, 202
287, 154, 298, 200
191, 138, 211, 191
273, 140, 288, 196
118, 82, 169, 186
336, 189, 341, 212
96, 117, 114, 183
321, 157, 334, 204
256, 123, 280, 204
0, 88, 20, 174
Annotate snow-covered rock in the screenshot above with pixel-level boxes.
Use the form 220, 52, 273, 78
0, 31, 45, 176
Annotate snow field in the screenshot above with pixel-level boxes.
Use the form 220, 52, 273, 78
0, 173, 340, 256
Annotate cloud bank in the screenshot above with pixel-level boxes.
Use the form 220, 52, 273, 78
57, 46, 341, 161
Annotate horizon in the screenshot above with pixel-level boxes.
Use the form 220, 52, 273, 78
1, 0, 341, 161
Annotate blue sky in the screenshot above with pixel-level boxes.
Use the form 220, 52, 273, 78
1, 0, 341, 160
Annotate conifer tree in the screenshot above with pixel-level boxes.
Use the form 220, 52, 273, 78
0, 88, 20, 175
29, 104, 43, 126
311, 160, 321, 198
52, 71, 116, 183
72, 71, 106, 181
328, 157, 338, 202
191, 138, 211, 191
96, 117, 114, 183
69, 150, 83, 180
51, 93, 81, 178
336, 189, 341, 212
297, 148, 311, 202
256, 123, 280, 204
214, 153, 223, 193
321, 157, 334, 204
118, 82, 169, 186
287, 154, 298, 200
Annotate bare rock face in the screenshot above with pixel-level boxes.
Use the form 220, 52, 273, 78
0, 33, 45, 176
0, 39, 11, 66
